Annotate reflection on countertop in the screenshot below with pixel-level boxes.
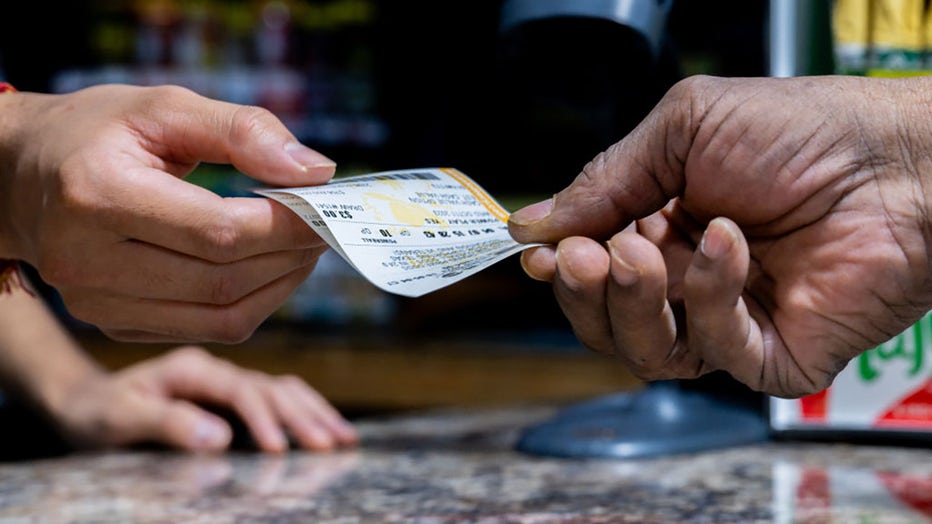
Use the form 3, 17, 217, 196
1, 403, 931, 523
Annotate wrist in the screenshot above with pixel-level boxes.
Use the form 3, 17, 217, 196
889, 77, 932, 282
28, 338, 108, 423
0, 84, 26, 259
0, 83, 24, 294
0, 286, 107, 418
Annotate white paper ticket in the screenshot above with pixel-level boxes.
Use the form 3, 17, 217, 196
255, 167, 539, 298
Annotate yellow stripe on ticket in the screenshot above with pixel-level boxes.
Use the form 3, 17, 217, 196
440, 167, 510, 223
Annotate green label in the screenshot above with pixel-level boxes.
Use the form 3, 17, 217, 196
858, 312, 932, 382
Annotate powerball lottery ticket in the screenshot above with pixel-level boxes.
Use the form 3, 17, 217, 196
255, 167, 539, 297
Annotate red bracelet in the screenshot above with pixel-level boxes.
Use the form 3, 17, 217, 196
0, 82, 23, 295
0, 263, 25, 294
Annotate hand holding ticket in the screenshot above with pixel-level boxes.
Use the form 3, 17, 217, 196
255, 168, 539, 297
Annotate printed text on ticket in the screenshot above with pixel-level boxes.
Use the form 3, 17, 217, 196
255, 167, 540, 298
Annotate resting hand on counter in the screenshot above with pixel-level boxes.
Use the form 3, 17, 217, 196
509, 74, 932, 398
52, 345, 359, 453
0, 84, 335, 343
0, 278, 357, 453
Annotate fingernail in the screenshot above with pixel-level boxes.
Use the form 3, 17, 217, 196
194, 418, 231, 449
285, 142, 337, 172
700, 219, 734, 260
608, 243, 640, 286
510, 198, 553, 226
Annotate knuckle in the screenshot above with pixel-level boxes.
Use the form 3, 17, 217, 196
168, 345, 212, 367
247, 369, 269, 383
229, 105, 278, 146
278, 374, 305, 389
135, 85, 202, 116
199, 217, 243, 263
37, 252, 83, 288
666, 74, 714, 102
146, 84, 196, 101
214, 328, 253, 345
232, 374, 265, 402
212, 310, 260, 344
663, 74, 723, 132
302, 246, 327, 267
577, 151, 610, 190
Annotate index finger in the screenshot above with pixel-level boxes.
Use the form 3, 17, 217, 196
123, 85, 336, 187
106, 167, 323, 262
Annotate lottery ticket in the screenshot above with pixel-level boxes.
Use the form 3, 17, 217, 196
255, 167, 540, 297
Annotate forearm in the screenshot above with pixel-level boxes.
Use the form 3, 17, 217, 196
0, 275, 105, 416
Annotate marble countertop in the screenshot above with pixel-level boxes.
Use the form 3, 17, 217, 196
1, 402, 931, 523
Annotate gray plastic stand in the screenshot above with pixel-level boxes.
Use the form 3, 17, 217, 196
515, 381, 769, 459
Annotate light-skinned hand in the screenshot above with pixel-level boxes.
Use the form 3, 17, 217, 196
50, 346, 358, 453
0, 84, 335, 343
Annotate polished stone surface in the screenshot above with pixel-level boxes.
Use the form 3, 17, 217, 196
1, 404, 931, 523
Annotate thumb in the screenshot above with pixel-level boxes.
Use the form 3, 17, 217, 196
228, 123, 337, 187
508, 77, 701, 244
